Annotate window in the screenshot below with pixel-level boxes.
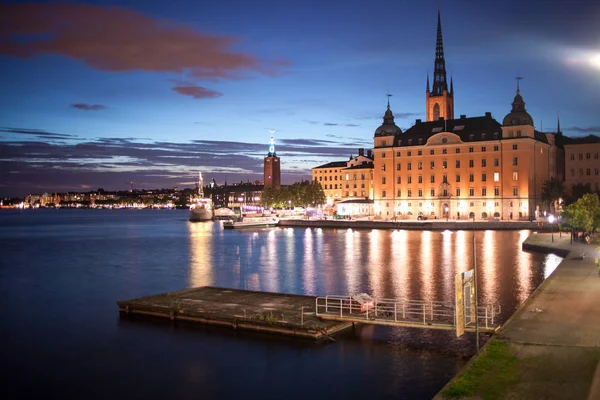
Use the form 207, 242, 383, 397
509, 130, 514, 138
418, 150, 422, 156
494, 187, 500, 196
456, 148, 461, 154
469, 134, 474, 141
482, 188, 487, 196
442, 160, 447, 169
481, 159, 487, 167
397, 189, 401, 197
570, 153, 574, 160
382, 177, 386, 184
579, 169, 583, 176
512, 172, 518, 181
430, 189, 435, 197
494, 172, 499, 182
570, 169, 575, 177
456, 188, 461, 196
469, 188, 474, 196
418, 162, 422, 170
595, 153, 599, 159
397, 176, 401, 184
482, 173, 487, 182
418, 189, 423, 197
513, 157, 518, 166
430, 161, 435, 169
396, 163, 401, 171
586, 153, 591, 159
494, 133, 499, 139
494, 145, 499, 151
407, 151, 412, 156
408, 189, 412, 197
382, 152, 386, 158
481, 146, 486, 152
396, 151, 401, 157
443, 174, 448, 183
494, 158, 499, 167
407, 162, 412, 171
516, 130, 521, 137
469, 147, 474, 153
469, 159, 474, 168
430, 150, 435, 155
586, 168, 591, 176
579, 153, 583, 160
513, 187, 518, 196
513, 144, 518, 150
382, 190, 387, 197
382, 164, 386, 171
418, 175, 423, 183
345, 173, 349, 180
408, 176, 412, 184
469, 173, 474, 182
456, 174, 461, 182
456, 160, 461, 168
595, 168, 599, 175
442, 148, 447, 154
430, 175, 435, 183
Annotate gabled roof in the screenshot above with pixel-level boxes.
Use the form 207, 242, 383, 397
562, 134, 600, 145
313, 161, 347, 169
343, 162, 374, 170
399, 115, 502, 146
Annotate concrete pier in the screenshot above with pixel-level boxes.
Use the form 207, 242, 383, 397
117, 286, 352, 340
435, 233, 600, 399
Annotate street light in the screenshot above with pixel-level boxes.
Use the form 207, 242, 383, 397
548, 214, 555, 242
445, 206, 449, 221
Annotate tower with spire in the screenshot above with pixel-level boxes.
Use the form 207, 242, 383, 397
426, 11, 454, 122
263, 132, 281, 189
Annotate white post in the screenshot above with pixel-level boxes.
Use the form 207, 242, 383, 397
423, 304, 426, 324
340, 299, 343, 317
485, 307, 489, 329
301, 306, 304, 326
394, 303, 397, 322
325, 296, 328, 313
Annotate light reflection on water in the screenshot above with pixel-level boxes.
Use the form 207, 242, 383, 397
187, 224, 560, 320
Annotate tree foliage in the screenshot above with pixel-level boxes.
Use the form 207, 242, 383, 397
563, 193, 600, 234
541, 177, 565, 212
261, 180, 325, 209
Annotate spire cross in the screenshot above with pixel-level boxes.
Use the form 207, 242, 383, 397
386, 92, 393, 107
515, 76, 523, 93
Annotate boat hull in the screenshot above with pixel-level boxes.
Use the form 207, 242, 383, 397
222, 217, 279, 229
189, 207, 212, 222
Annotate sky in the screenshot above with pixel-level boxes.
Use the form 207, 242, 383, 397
1, 0, 599, 197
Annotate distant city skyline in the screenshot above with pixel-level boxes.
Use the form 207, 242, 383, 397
1, 0, 599, 197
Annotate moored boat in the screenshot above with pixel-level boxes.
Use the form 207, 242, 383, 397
222, 216, 279, 229
189, 172, 213, 222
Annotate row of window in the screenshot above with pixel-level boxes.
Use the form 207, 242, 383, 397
380, 187, 520, 198
380, 144, 518, 155
322, 183, 368, 190
388, 157, 518, 171
570, 168, 600, 177
318, 172, 371, 182
382, 172, 519, 185
569, 153, 599, 161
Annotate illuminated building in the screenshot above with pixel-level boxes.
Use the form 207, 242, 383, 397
563, 136, 600, 193
311, 148, 374, 208
264, 135, 281, 189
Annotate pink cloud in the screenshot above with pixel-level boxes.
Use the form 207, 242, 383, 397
71, 103, 106, 111
172, 85, 223, 99
0, 3, 288, 81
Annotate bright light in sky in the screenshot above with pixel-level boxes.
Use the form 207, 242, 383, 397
590, 53, 600, 70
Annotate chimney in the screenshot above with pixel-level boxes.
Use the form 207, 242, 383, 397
439, 116, 445, 121
367, 149, 373, 158
460, 114, 466, 119
358, 148, 364, 156
485, 112, 492, 118
415, 119, 422, 124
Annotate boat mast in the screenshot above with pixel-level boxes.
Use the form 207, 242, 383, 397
198, 172, 204, 198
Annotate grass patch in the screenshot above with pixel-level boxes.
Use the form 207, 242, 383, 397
442, 339, 519, 399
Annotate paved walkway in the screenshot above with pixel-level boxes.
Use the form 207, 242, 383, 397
436, 233, 600, 399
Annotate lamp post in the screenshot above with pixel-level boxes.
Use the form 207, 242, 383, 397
548, 214, 555, 243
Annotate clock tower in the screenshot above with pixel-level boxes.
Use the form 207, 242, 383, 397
263, 134, 280, 189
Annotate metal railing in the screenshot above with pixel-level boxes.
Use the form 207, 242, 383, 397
315, 295, 501, 331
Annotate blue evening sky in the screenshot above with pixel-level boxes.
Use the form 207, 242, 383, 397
1, 0, 599, 196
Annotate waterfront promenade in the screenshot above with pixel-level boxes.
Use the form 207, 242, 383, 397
436, 233, 600, 400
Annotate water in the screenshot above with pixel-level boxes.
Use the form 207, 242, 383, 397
0, 209, 560, 399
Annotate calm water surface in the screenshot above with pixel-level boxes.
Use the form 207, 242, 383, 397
0, 210, 560, 399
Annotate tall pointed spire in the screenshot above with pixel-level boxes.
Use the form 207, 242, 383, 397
432, 10, 449, 96
557, 111, 561, 134
450, 76, 454, 94
426, 73, 430, 92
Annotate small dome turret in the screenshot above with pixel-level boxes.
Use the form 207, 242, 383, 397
502, 84, 533, 127
374, 104, 402, 137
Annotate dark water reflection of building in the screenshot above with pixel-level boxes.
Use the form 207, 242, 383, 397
187, 225, 561, 321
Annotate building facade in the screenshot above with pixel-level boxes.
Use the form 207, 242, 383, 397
564, 136, 600, 193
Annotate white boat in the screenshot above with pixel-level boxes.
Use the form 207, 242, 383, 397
222, 216, 279, 229
189, 172, 213, 222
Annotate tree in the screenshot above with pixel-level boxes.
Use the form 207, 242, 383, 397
571, 183, 592, 202
541, 177, 565, 213
564, 193, 600, 236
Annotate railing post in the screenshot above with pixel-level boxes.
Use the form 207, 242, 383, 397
394, 302, 397, 322
375, 299, 378, 317
366, 305, 369, 320
402, 304, 405, 319
325, 296, 328, 313
430, 301, 433, 320
491, 305, 495, 325
485, 306, 489, 329
301, 306, 304, 326
340, 298, 343, 317
423, 304, 426, 324
349, 296, 352, 314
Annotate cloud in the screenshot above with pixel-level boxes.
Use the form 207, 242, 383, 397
0, 127, 75, 140
324, 122, 338, 126
345, 123, 360, 127
71, 103, 106, 111
0, 3, 289, 96
565, 126, 600, 134
172, 85, 223, 99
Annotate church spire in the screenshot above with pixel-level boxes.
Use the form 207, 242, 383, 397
431, 10, 449, 96
557, 111, 561, 134
426, 73, 430, 92
450, 76, 454, 94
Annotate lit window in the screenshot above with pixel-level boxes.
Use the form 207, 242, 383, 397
494, 172, 499, 182
513, 172, 518, 181
513, 187, 518, 196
